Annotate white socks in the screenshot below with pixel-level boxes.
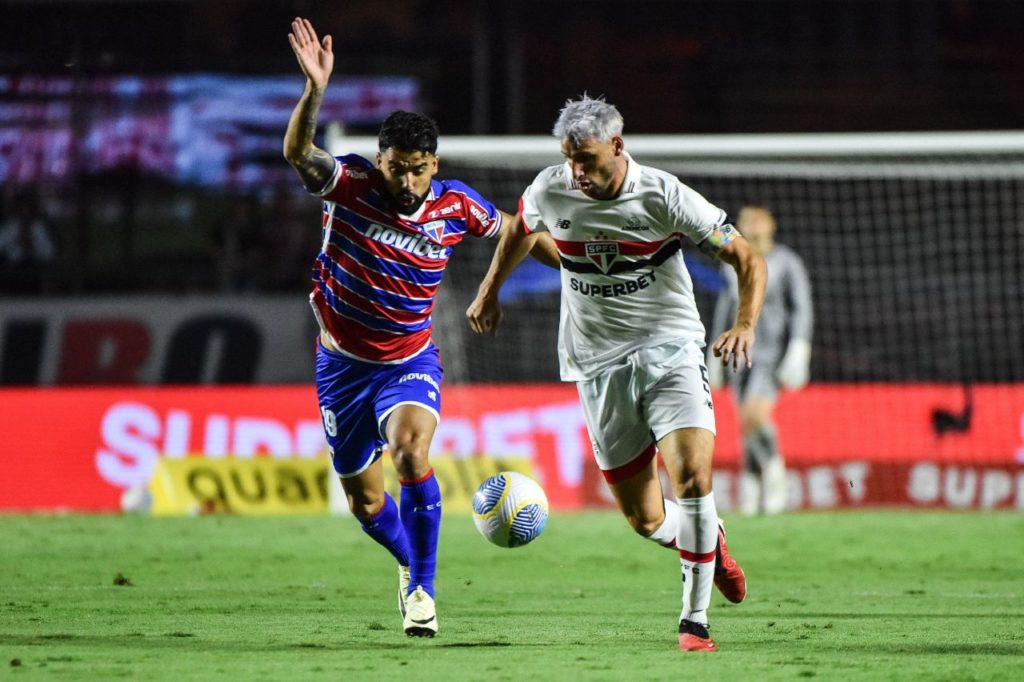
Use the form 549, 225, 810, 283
677, 493, 718, 625
643, 499, 679, 549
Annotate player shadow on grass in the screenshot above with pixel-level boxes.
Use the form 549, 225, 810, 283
8, 631, 1019, 656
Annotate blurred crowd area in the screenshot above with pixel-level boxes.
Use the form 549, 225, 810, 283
1, 0, 1022, 297
0, 181, 322, 295
2, 0, 1021, 134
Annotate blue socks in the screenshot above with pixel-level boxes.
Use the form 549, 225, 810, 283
359, 493, 411, 567
356, 470, 441, 599
400, 469, 442, 598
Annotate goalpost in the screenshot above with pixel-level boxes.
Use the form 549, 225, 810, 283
328, 129, 1024, 509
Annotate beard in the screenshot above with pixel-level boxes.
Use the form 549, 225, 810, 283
392, 188, 429, 215
577, 178, 613, 200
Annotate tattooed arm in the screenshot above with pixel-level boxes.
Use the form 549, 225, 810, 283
283, 17, 337, 192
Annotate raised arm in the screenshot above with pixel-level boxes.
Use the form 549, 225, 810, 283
705, 227, 767, 370
466, 213, 541, 333
283, 17, 337, 192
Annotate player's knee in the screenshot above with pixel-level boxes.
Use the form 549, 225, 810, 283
626, 513, 663, 537
740, 413, 767, 433
673, 466, 713, 498
389, 437, 431, 479
740, 402, 774, 433
347, 491, 385, 521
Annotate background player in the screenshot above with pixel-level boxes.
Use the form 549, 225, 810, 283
707, 205, 813, 515
466, 95, 767, 652
283, 17, 556, 638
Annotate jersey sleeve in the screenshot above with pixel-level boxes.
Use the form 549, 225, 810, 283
313, 154, 374, 203
450, 181, 503, 239
665, 178, 728, 245
519, 181, 549, 234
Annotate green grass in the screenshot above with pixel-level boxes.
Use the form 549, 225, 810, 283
1, 511, 1022, 680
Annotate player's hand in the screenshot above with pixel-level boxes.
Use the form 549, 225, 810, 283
776, 338, 811, 390
712, 324, 755, 372
288, 17, 334, 89
466, 292, 503, 334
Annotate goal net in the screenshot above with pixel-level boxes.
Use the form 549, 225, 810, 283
330, 130, 1024, 510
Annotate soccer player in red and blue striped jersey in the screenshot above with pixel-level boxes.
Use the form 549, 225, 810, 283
284, 17, 556, 638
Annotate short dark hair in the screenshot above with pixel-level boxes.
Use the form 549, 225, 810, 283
378, 111, 439, 155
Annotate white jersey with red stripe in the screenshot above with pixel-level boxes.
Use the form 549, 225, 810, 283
312, 154, 502, 363
520, 152, 727, 381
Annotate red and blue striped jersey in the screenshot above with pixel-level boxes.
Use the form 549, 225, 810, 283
310, 154, 503, 363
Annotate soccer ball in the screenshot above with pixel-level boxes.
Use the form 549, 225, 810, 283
472, 472, 549, 548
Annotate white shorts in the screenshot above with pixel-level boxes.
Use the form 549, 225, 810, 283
576, 339, 716, 484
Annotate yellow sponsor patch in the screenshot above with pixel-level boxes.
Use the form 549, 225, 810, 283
146, 455, 536, 516
147, 456, 331, 516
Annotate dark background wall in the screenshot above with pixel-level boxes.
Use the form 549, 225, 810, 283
3, 0, 1022, 134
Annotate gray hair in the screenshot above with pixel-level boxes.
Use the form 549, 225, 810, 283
552, 94, 624, 145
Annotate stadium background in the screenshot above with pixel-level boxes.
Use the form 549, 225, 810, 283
1, 0, 1023, 514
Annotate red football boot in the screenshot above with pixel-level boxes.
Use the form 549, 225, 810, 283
714, 522, 746, 604
678, 619, 718, 652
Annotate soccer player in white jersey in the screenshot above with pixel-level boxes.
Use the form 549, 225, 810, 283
466, 95, 767, 652
708, 205, 814, 515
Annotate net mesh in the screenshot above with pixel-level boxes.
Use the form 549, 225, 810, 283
434, 150, 1024, 386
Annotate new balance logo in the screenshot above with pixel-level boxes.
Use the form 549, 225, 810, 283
554, 218, 571, 230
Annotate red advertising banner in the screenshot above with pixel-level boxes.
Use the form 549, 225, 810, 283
1, 384, 1022, 512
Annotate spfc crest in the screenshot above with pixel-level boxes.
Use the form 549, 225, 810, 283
420, 220, 446, 243
585, 241, 619, 273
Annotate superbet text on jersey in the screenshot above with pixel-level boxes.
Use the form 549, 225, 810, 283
520, 152, 731, 381
311, 154, 502, 363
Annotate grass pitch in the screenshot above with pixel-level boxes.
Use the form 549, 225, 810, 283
1, 511, 1022, 680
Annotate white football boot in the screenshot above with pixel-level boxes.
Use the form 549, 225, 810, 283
398, 565, 410, 618
403, 586, 438, 638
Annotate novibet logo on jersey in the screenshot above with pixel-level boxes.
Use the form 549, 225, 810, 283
365, 224, 449, 259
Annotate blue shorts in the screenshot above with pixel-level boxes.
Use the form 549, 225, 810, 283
315, 341, 443, 478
